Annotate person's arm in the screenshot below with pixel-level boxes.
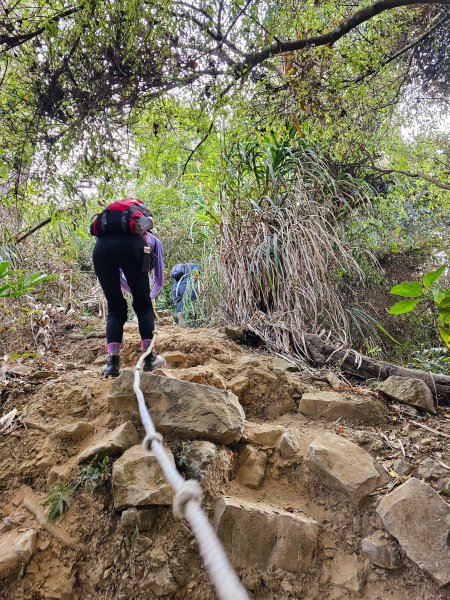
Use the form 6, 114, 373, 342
147, 233, 165, 298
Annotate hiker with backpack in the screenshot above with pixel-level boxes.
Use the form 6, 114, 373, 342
91, 198, 165, 377
171, 260, 200, 325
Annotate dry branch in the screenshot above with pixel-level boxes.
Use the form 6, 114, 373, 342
22, 486, 84, 551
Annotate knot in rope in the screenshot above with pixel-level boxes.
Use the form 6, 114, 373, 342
143, 432, 164, 452
173, 479, 204, 520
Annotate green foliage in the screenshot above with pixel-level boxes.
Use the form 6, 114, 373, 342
407, 346, 450, 375
388, 265, 450, 349
43, 484, 73, 522
75, 456, 112, 490
0, 260, 55, 298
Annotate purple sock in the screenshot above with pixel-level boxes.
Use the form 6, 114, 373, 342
107, 342, 121, 355
141, 339, 152, 351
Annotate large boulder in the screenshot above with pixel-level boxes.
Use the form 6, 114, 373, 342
112, 445, 173, 510
0, 528, 36, 579
77, 421, 139, 464
214, 496, 319, 573
299, 391, 387, 424
376, 477, 450, 586
375, 376, 436, 414
307, 432, 388, 504
108, 371, 245, 445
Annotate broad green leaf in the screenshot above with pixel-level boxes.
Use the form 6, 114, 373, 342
0, 261, 10, 278
432, 288, 447, 305
389, 281, 423, 298
423, 266, 446, 290
438, 326, 450, 350
388, 299, 422, 314
438, 309, 450, 325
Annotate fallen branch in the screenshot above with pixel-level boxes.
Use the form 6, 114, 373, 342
22, 486, 84, 551
410, 420, 450, 439
299, 331, 450, 403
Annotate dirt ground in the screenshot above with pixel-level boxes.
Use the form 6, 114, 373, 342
0, 318, 449, 599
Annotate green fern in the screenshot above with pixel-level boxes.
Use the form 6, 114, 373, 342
43, 484, 73, 522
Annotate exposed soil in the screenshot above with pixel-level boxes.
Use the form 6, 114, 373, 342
0, 318, 449, 599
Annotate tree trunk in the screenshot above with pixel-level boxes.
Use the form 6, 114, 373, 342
300, 332, 450, 403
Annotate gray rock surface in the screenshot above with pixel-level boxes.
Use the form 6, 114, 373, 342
376, 376, 436, 413
179, 440, 218, 481
77, 421, 139, 464
278, 428, 302, 459
214, 496, 319, 573
0, 528, 36, 579
376, 477, 450, 585
361, 531, 402, 569
300, 391, 387, 424
307, 432, 388, 503
417, 457, 450, 481
120, 507, 157, 534
112, 445, 173, 510
56, 422, 95, 442
108, 371, 245, 444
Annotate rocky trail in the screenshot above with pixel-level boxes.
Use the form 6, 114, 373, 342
1, 316, 450, 599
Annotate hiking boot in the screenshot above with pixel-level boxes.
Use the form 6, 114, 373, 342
102, 354, 120, 377
143, 351, 166, 372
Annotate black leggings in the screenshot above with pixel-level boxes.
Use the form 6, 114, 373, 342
93, 234, 155, 343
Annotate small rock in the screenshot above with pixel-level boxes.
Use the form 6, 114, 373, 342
163, 351, 189, 366
77, 421, 139, 464
0, 528, 36, 579
214, 496, 319, 573
271, 357, 297, 373
56, 422, 95, 442
300, 391, 387, 424
113, 445, 173, 510
376, 477, 450, 586
417, 457, 450, 481
329, 553, 366, 594
361, 531, 402, 569
392, 458, 413, 476
120, 507, 157, 534
142, 565, 177, 597
227, 375, 251, 400
307, 432, 388, 504
179, 440, 218, 481
6, 365, 33, 378
177, 366, 226, 389
278, 428, 301, 459
325, 371, 344, 388
243, 422, 284, 448
108, 372, 245, 445
376, 376, 436, 414
236, 446, 267, 488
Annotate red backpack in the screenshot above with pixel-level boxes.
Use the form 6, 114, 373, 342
90, 199, 154, 236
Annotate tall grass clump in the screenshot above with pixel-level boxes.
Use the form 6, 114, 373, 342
216, 133, 375, 361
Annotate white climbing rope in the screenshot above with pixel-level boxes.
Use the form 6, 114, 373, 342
133, 336, 249, 600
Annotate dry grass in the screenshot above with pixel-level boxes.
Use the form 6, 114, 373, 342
216, 163, 371, 364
